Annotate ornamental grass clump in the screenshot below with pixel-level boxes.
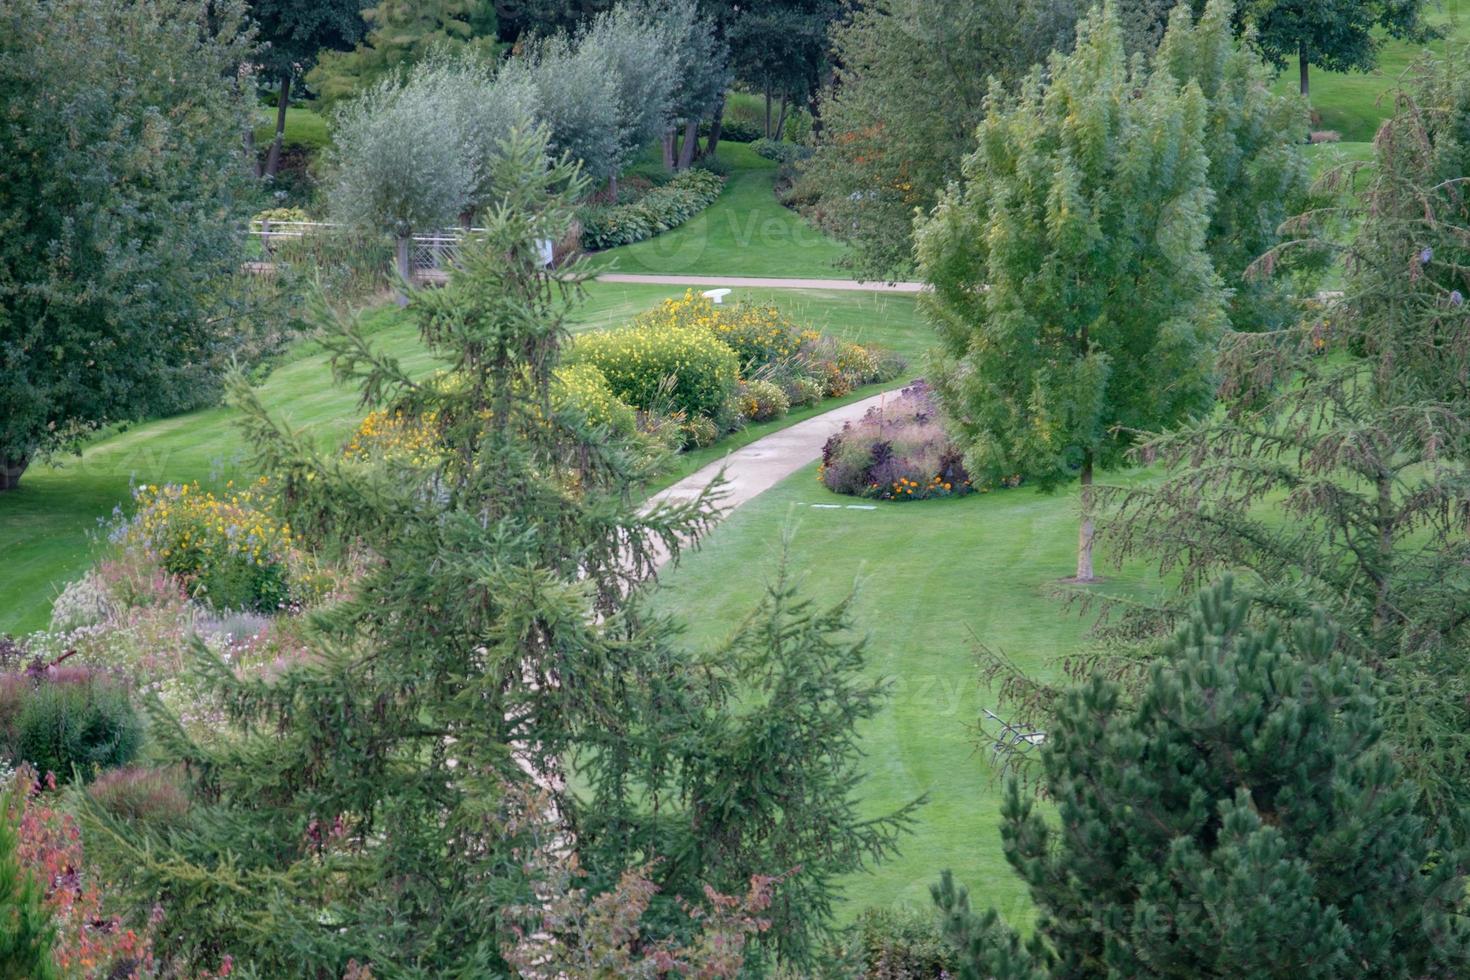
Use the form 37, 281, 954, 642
127, 480, 295, 613
819, 381, 976, 501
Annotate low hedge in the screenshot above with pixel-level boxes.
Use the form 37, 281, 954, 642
568, 319, 739, 421
579, 168, 725, 250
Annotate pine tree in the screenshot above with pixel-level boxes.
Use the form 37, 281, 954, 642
916, 1, 1227, 582
940, 579, 1470, 979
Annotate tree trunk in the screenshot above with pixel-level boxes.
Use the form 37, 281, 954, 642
1298, 42, 1310, 98
704, 95, 726, 159
246, 125, 260, 178
764, 85, 774, 139
775, 93, 789, 141
608, 174, 619, 201
395, 235, 411, 306
662, 129, 676, 170
0, 455, 29, 491
676, 118, 699, 170
1075, 449, 1097, 582
264, 74, 291, 179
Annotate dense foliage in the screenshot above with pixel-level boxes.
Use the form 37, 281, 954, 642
2, 670, 141, 784
0, 785, 57, 980
917, 3, 1226, 579
569, 312, 741, 419
1250, 0, 1435, 96
939, 580, 1470, 978
1087, 54, 1470, 835
307, 0, 501, 108
805, 0, 1078, 278
1157, 0, 1315, 331
80, 134, 910, 975
0, 0, 261, 491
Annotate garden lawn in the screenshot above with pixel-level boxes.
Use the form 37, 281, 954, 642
0, 284, 930, 635
1271, 8, 1469, 142
651, 462, 1159, 925
252, 105, 331, 154
587, 142, 850, 279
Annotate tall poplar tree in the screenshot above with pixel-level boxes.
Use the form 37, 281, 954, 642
1157, 0, 1314, 331
916, 1, 1226, 582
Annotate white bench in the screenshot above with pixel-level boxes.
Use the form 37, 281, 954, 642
701, 287, 732, 304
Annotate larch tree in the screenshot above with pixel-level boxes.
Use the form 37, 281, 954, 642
85, 130, 913, 976
916, 1, 1227, 582
936, 579, 1470, 979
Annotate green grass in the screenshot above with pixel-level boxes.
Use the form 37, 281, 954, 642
651, 463, 1158, 923
253, 105, 330, 153
0, 284, 927, 636
588, 142, 850, 279
1272, 6, 1469, 141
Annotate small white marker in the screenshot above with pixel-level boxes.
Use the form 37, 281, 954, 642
809, 503, 842, 509
845, 505, 877, 510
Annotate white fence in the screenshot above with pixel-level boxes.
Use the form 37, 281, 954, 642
248, 219, 481, 278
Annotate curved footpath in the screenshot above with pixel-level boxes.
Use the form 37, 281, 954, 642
598, 272, 925, 292
647, 388, 898, 567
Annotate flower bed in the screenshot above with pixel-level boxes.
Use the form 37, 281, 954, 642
819, 381, 980, 501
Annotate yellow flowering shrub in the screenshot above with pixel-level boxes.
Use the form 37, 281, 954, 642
345, 366, 636, 464
127, 479, 296, 611
568, 313, 739, 419
635, 291, 800, 366
555, 363, 637, 435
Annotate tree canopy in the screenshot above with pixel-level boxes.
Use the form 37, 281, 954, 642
1247, 0, 1436, 96
916, 1, 1227, 580
0, 0, 260, 491
805, 0, 1079, 279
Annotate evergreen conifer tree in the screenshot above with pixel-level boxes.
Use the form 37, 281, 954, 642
85, 129, 912, 975
939, 579, 1470, 979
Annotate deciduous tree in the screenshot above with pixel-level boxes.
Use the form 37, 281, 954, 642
248, 0, 366, 177
805, 0, 1079, 279
1247, 0, 1435, 97
916, 2, 1226, 581
307, 0, 501, 109
0, 0, 260, 492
